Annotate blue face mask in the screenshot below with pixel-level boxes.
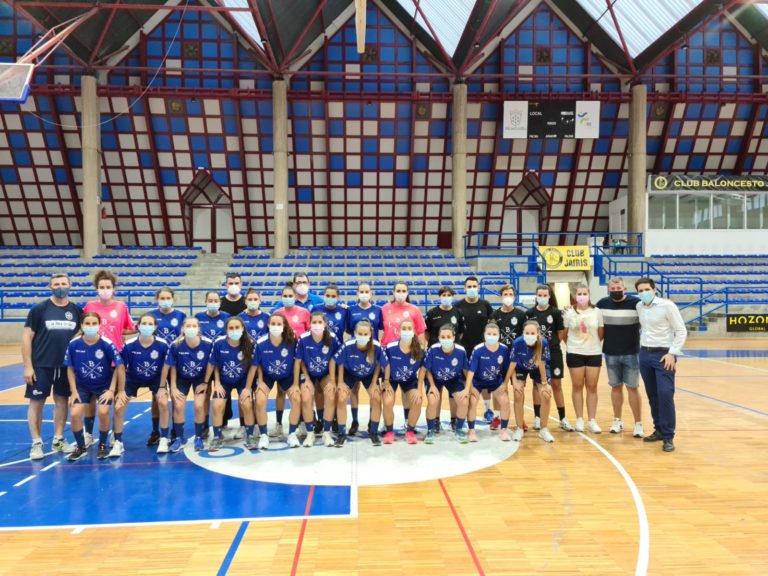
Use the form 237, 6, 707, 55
52, 287, 70, 299
282, 297, 296, 308
138, 324, 155, 337
324, 297, 338, 308
439, 339, 454, 350
523, 334, 538, 346
484, 334, 499, 346
227, 330, 243, 341
356, 335, 371, 347
399, 330, 414, 342
638, 290, 655, 305
83, 326, 99, 338
466, 287, 479, 299
158, 300, 173, 310
536, 297, 549, 307
440, 296, 453, 307
207, 303, 220, 313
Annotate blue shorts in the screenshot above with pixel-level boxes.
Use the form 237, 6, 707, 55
262, 375, 294, 392
515, 369, 548, 386
304, 374, 327, 387
74, 384, 112, 405
392, 380, 419, 393
605, 354, 640, 388
427, 378, 464, 395
343, 374, 374, 389
176, 379, 206, 396
25, 366, 69, 400
214, 379, 248, 397
472, 380, 504, 393
125, 378, 162, 397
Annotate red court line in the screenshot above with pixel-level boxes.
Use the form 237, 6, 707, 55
290, 484, 316, 576
439, 478, 485, 576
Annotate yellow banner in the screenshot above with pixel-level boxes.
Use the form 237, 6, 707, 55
541, 246, 591, 271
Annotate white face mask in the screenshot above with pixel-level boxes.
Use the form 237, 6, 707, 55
295, 284, 309, 296
502, 296, 515, 308
98, 288, 113, 300
394, 293, 407, 303
269, 325, 283, 337
227, 284, 241, 296
358, 293, 371, 303
246, 300, 260, 311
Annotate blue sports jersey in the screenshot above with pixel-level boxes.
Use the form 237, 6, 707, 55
194, 311, 231, 341
384, 341, 424, 384
165, 337, 214, 382
122, 336, 170, 384
334, 338, 388, 380
148, 309, 186, 342
510, 336, 551, 375
346, 304, 384, 335
424, 343, 469, 383
296, 331, 341, 378
239, 311, 270, 341
315, 305, 348, 340
210, 337, 252, 386
64, 336, 123, 390
296, 292, 324, 311
256, 335, 296, 380
468, 343, 510, 387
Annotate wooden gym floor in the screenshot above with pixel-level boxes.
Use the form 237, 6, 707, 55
0, 339, 766, 575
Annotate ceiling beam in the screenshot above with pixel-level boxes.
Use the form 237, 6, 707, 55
88, 0, 123, 66
409, 0, 458, 75
280, 0, 328, 70
603, 0, 636, 75
14, 1, 251, 11
248, 0, 279, 72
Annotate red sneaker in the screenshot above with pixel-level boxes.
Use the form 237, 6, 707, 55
383, 431, 395, 444
405, 430, 417, 444
490, 416, 501, 430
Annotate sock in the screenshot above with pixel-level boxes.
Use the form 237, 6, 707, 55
407, 425, 416, 433
152, 417, 160, 433
468, 420, 476, 430
246, 425, 255, 437
455, 418, 465, 430
259, 424, 268, 435
501, 419, 509, 430
214, 426, 223, 439
338, 424, 346, 435
84, 417, 95, 435
483, 399, 491, 411
32, 437, 42, 444
195, 422, 204, 437
317, 409, 324, 422
289, 424, 297, 434
173, 423, 184, 441
276, 410, 284, 425
161, 426, 169, 439
114, 432, 123, 442
370, 421, 379, 434
206, 416, 210, 428
533, 404, 541, 418
427, 418, 437, 431
239, 416, 245, 427
351, 407, 358, 422
73, 429, 85, 448
403, 407, 410, 422
99, 429, 108, 446
323, 419, 332, 432
450, 417, 457, 426
386, 424, 394, 433
558, 406, 566, 420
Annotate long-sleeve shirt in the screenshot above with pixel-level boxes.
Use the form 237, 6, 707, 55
636, 297, 687, 356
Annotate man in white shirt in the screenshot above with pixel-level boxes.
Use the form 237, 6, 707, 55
635, 277, 687, 452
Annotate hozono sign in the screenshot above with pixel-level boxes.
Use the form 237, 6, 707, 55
726, 314, 768, 333
650, 174, 768, 192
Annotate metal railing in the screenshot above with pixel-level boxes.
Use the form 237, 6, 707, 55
463, 231, 643, 261
676, 284, 768, 331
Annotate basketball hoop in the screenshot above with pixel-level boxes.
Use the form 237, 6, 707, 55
0, 63, 34, 103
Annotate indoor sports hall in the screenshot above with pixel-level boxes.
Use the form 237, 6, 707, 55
0, 1, 767, 574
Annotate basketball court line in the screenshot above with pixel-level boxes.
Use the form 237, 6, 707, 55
439, 478, 486, 575
290, 485, 316, 576
216, 521, 250, 576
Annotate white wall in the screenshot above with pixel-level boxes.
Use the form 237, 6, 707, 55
646, 230, 768, 255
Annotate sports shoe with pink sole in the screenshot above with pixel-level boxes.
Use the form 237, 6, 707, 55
467, 429, 478, 442
499, 428, 511, 441
405, 430, 417, 444
382, 431, 395, 444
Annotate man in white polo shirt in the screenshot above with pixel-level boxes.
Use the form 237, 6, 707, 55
635, 277, 687, 453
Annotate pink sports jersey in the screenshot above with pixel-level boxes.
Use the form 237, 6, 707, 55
380, 302, 426, 346
273, 306, 310, 337
83, 300, 135, 351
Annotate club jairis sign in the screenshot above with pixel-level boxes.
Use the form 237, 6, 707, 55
541, 246, 591, 271
726, 314, 768, 333
650, 174, 768, 193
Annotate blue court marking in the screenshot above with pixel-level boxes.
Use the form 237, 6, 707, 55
0, 364, 24, 392
217, 521, 250, 576
677, 387, 768, 418
683, 349, 768, 358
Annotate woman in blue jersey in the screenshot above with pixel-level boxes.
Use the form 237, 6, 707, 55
65, 312, 125, 461
167, 317, 214, 452
207, 317, 256, 451
316, 284, 348, 341
194, 291, 230, 437
333, 319, 387, 447
345, 283, 383, 436
382, 319, 424, 445
239, 288, 270, 341
422, 324, 470, 444
110, 314, 171, 457
465, 322, 512, 442
294, 311, 341, 447
506, 320, 554, 443
249, 313, 297, 450
146, 288, 186, 448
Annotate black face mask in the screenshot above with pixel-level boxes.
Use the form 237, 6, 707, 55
609, 291, 624, 302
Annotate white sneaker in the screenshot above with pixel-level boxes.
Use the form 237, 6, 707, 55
323, 431, 334, 447
287, 432, 301, 448
84, 432, 94, 448
559, 417, 575, 431
269, 424, 283, 439
512, 428, 524, 442
538, 428, 555, 443
156, 437, 170, 454
633, 422, 644, 438
258, 435, 269, 450
52, 437, 74, 454
533, 416, 541, 430
588, 419, 602, 433
303, 432, 315, 447
233, 426, 246, 440
108, 440, 124, 458
610, 419, 623, 434
575, 417, 585, 432
30, 441, 44, 460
